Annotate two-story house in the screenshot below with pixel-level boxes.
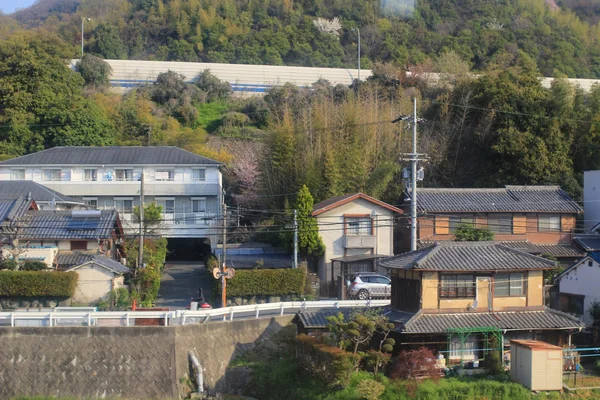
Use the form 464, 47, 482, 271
0, 146, 223, 255
408, 185, 584, 265
312, 193, 403, 297
0, 180, 83, 210
380, 242, 584, 363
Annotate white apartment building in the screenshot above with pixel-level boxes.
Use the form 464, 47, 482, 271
0, 146, 223, 252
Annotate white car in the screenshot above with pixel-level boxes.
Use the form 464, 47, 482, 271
347, 273, 391, 299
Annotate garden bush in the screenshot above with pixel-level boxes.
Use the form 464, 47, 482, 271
0, 271, 78, 297
296, 334, 361, 387
219, 268, 306, 297
0, 259, 17, 270
22, 261, 48, 271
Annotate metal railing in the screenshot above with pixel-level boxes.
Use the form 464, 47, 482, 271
0, 299, 390, 327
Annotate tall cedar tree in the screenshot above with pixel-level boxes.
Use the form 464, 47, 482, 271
296, 185, 325, 258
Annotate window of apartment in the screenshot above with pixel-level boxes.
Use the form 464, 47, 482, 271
449, 215, 474, 232
156, 199, 175, 214
487, 214, 513, 234
538, 214, 561, 232
42, 169, 62, 181
11, 169, 25, 180
155, 170, 174, 181
345, 216, 372, 236
115, 169, 133, 181
495, 273, 525, 297
83, 197, 98, 209
449, 335, 477, 360
192, 168, 206, 181
192, 198, 207, 213
70, 241, 88, 251
84, 169, 98, 181
440, 274, 475, 298
115, 198, 133, 213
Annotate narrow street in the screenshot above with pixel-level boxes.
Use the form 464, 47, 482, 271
155, 262, 214, 310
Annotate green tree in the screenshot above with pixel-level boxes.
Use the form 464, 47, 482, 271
195, 69, 232, 102
89, 24, 127, 59
454, 223, 494, 241
133, 203, 163, 235
295, 184, 325, 258
75, 54, 112, 88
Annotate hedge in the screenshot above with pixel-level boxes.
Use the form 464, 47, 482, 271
220, 268, 306, 297
0, 271, 78, 297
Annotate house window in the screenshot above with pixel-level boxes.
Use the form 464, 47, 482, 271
84, 169, 98, 181
155, 170, 174, 181
449, 335, 477, 360
192, 198, 206, 213
440, 274, 475, 298
115, 199, 133, 213
11, 169, 25, 180
487, 214, 513, 234
538, 214, 561, 232
589, 260, 594, 267
115, 169, 133, 181
449, 215, 474, 232
43, 169, 62, 181
495, 273, 525, 297
156, 199, 175, 214
192, 169, 206, 181
70, 241, 88, 251
345, 216, 372, 235
83, 198, 98, 208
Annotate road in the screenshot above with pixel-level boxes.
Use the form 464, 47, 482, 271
155, 261, 213, 310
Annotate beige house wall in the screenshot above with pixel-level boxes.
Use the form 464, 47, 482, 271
2, 247, 57, 267
70, 264, 124, 304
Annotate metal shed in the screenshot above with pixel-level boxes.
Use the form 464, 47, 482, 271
510, 340, 563, 391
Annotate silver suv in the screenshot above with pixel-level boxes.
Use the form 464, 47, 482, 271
347, 273, 391, 299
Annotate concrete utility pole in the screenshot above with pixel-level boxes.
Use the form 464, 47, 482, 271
221, 202, 227, 307
293, 209, 298, 268
351, 28, 361, 83
81, 17, 90, 56
138, 170, 145, 269
411, 98, 418, 252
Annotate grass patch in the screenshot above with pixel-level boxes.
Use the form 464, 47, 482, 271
196, 101, 230, 132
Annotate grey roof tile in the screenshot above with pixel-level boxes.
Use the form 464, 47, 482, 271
22, 210, 120, 240
56, 251, 129, 274
295, 309, 354, 328
402, 307, 584, 333
0, 146, 220, 166
0, 181, 81, 205
574, 235, 600, 252
379, 242, 556, 272
415, 185, 581, 213
420, 240, 584, 258
0, 196, 33, 222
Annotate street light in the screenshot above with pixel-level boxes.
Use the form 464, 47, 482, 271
351, 27, 361, 83
81, 17, 91, 56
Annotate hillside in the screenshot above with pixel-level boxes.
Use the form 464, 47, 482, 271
4, 0, 600, 78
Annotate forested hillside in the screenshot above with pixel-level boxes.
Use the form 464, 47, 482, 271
2, 0, 600, 78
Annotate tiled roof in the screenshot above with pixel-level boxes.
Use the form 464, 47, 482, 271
420, 240, 584, 258
415, 185, 581, 213
574, 235, 600, 252
0, 146, 220, 166
22, 210, 120, 240
379, 242, 556, 272
0, 196, 34, 222
295, 309, 352, 329
56, 251, 129, 274
402, 307, 584, 334
0, 181, 81, 205
312, 192, 403, 216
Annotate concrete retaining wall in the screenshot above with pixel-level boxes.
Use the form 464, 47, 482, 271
0, 315, 294, 399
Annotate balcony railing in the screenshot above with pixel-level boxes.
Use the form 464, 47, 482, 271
344, 235, 377, 249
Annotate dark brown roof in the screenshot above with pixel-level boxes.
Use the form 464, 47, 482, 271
379, 242, 557, 272
312, 193, 403, 216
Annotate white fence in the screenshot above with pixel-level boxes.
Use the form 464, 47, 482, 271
0, 299, 390, 327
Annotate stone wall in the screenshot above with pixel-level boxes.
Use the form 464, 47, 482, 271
0, 315, 294, 399
0, 296, 71, 309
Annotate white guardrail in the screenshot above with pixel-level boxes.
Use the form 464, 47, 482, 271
0, 299, 390, 327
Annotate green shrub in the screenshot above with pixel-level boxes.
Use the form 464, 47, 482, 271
595, 359, 600, 375
22, 261, 48, 271
204, 253, 219, 271
296, 334, 361, 387
219, 268, 306, 297
135, 267, 161, 307
0, 259, 17, 271
0, 271, 78, 297
108, 287, 131, 310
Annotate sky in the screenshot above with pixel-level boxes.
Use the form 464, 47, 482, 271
0, 0, 37, 14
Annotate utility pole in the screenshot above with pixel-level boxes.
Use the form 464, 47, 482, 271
293, 209, 298, 268
221, 202, 227, 307
81, 17, 90, 56
138, 170, 145, 269
411, 98, 418, 252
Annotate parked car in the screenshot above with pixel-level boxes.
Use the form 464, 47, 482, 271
347, 273, 391, 299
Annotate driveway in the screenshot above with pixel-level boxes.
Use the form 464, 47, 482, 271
155, 262, 214, 310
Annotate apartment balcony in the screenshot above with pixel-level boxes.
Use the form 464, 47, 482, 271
344, 235, 377, 249
118, 212, 219, 238
39, 181, 221, 197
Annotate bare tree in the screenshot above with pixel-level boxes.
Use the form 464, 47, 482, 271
1, 214, 31, 270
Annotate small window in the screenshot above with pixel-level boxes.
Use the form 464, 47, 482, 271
449, 215, 474, 232
538, 214, 561, 232
70, 241, 88, 251
192, 199, 206, 213
589, 260, 594, 267
115, 169, 133, 181
156, 199, 175, 214
84, 169, 97, 181
11, 169, 25, 180
43, 169, 62, 181
155, 170, 174, 181
440, 274, 475, 298
192, 169, 206, 181
495, 273, 525, 297
346, 217, 372, 235
487, 214, 513, 234
449, 335, 477, 360
84, 198, 98, 208
115, 199, 133, 213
